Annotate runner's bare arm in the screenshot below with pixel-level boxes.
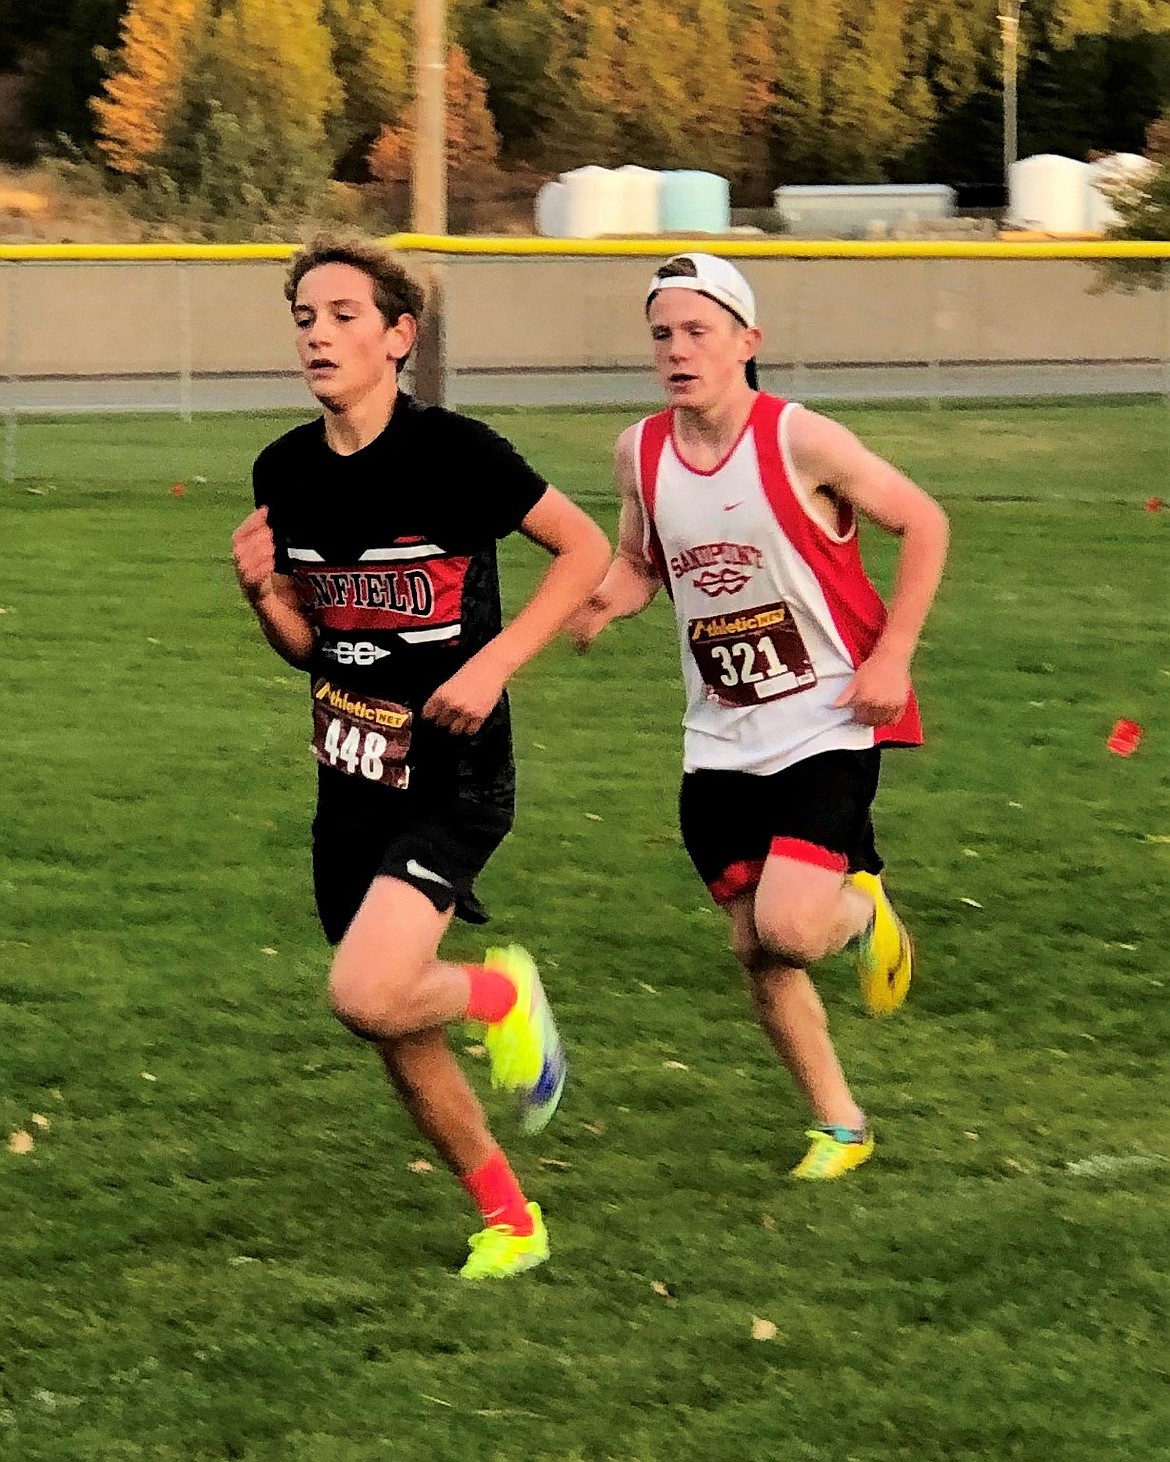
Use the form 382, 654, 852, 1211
565, 426, 661, 651
422, 487, 610, 736
789, 408, 949, 725
231, 506, 314, 668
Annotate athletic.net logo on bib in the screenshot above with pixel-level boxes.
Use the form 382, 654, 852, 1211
310, 678, 412, 789
688, 600, 818, 708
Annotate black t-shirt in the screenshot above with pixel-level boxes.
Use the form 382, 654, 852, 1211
252, 393, 548, 817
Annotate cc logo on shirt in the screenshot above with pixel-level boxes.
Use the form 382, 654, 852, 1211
322, 640, 392, 666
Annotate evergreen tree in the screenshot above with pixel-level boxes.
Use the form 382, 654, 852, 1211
769, 0, 842, 179
149, 0, 340, 225
1054, 0, 1170, 40
456, 0, 562, 156
91, 0, 208, 174
322, 0, 412, 168
769, 0, 937, 184
821, 0, 936, 182
541, 0, 748, 177
736, 5, 781, 199
10, 0, 125, 148
367, 43, 501, 187
541, 1, 628, 162
1021, 0, 1170, 161
202, 0, 340, 158
919, 1, 993, 116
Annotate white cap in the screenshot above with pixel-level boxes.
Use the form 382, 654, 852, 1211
645, 252, 757, 329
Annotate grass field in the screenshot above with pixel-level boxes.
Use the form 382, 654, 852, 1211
1, 400, 1169, 1461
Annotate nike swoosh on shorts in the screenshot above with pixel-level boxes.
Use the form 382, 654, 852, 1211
405, 859, 453, 888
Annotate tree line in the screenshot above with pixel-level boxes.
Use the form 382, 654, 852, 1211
2, 0, 1169, 230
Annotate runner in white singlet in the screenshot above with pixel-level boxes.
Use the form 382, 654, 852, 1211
569, 253, 950, 1181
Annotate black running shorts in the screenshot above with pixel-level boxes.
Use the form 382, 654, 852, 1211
679, 747, 883, 905
312, 798, 513, 945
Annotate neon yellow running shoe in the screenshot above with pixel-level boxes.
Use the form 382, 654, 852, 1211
482, 945, 567, 1134
460, 1201, 550, 1281
791, 1125, 875, 1180
850, 870, 913, 1017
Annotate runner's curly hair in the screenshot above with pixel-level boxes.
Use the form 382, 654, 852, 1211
285, 234, 426, 358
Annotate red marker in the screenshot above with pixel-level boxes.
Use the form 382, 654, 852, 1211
170, 483, 186, 497
1107, 719, 1143, 756
1145, 497, 1164, 512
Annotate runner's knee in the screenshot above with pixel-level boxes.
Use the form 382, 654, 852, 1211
730, 927, 771, 975
753, 906, 829, 970
328, 950, 424, 1039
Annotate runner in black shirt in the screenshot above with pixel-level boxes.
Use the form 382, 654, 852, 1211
231, 235, 609, 1280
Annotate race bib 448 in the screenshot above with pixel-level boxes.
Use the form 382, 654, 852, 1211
310, 678, 412, 789
688, 599, 817, 708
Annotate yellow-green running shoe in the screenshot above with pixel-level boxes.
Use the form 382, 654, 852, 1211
460, 1201, 550, 1281
791, 1125, 875, 1180
850, 870, 913, 1017
482, 945, 567, 1135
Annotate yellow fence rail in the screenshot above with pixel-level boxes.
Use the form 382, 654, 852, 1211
1, 236, 1170, 263
2, 235, 1168, 484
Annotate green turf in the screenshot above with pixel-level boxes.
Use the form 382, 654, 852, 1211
1, 401, 1168, 1460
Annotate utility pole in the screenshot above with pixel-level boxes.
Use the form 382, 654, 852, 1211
411, 0, 447, 405
999, 0, 1023, 213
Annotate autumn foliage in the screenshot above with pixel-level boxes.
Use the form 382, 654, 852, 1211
49, 0, 1170, 233
367, 45, 501, 191
91, 0, 208, 175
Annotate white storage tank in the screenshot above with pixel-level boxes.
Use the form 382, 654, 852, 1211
560, 165, 628, 238
617, 165, 662, 234
1009, 154, 1090, 232
534, 179, 568, 237
660, 170, 731, 233
1085, 152, 1155, 233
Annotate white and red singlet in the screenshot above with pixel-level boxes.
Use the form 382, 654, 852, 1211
635, 392, 922, 775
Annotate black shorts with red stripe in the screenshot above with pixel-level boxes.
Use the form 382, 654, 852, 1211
679, 747, 883, 906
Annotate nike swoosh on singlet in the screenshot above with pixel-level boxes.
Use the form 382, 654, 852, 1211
722, 501, 743, 511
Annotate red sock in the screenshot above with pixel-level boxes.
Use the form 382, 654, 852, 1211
464, 965, 517, 1024
460, 1149, 534, 1234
